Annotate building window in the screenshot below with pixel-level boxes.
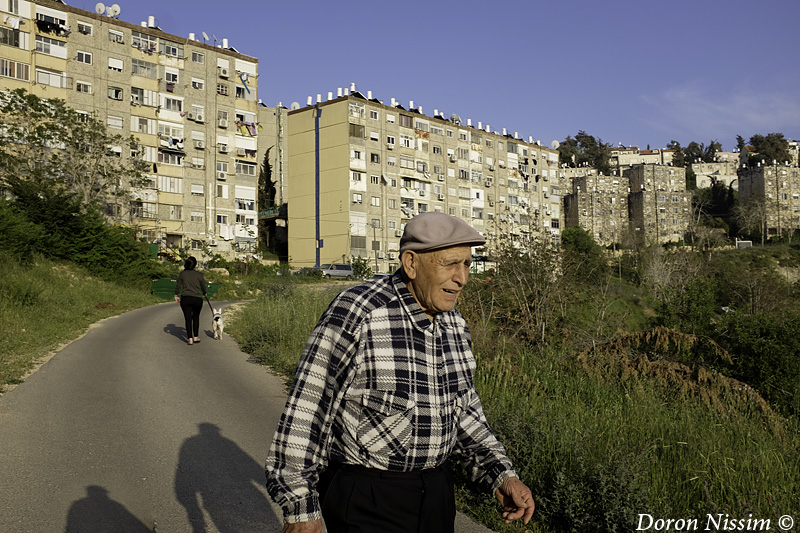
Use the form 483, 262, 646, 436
158, 151, 184, 166
35, 35, 65, 55
191, 78, 204, 90
370, 131, 379, 141
76, 81, 92, 94
162, 97, 182, 112
400, 134, 413, 148
386, 114, 395, 124
108, 57, 124, 72
370, 153, 380, 163
370, 175, 380, 185
399, 115, 413, 128
131, 59, 156, 78
165, 69, 178, 83
370, 110, 379, 120
349, 102, 365, 119
76, 21, 92, 35
349, 123, 365, 138
131, 30, 157, 51
107, 115, 123, 129
191, 211, 204, 221
107, 86, 123, 100
77, 50, 92, 64
352, 172, 363, 182
159, 39, 183, 58
386, 135, 395, 146
235, 161, 257, 176
108, 29, 124, 43
217, 83, 229, 96
192, 51, 204, 63
371, 197, 381, 207
352, 193, 363, 204
36, 68, 66, 88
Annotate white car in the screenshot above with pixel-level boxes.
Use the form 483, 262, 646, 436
320, 263, 354, 279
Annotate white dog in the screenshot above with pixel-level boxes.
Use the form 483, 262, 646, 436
212, 309, 224, 340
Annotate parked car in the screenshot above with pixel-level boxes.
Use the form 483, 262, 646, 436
320, 263, 354, 279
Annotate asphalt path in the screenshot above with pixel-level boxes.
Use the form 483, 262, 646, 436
0, 301, 494, 532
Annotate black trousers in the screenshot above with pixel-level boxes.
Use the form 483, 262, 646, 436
319, 462, 455, 533
179, 295, 203, 338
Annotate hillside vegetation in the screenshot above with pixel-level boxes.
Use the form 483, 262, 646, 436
227, 236, 800, 532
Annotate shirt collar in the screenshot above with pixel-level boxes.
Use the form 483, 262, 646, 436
391, 274, 437, 331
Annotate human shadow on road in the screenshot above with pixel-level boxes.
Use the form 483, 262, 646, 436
175, 423, 281, 532
64, 485, 151, 532
164, 323, 186, 342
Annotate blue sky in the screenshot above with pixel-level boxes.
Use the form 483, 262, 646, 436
88, 0, 800, 152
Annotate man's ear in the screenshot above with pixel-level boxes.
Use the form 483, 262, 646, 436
400, 250, 418, 280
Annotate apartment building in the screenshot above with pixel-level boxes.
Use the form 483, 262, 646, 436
564, 172, 630, 247
738, 164, 800, 240
610, 146, 676, 172
0, 0, 261, 259
627, 164, 690, 245
287, 91, 561, 270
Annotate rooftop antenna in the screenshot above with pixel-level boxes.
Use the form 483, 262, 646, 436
290, 102, 301, 111
201, 31, 209, 44
107, 3, 120, 17
551, 140, 560, 150
210, 34, 218, 47
94, 2, 106, 15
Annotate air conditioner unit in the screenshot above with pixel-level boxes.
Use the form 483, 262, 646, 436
219, 67, 229, 78
438, 194, 445, 200
489, 201, 495, 206
419, 190, 426, 196
449, 155, 457, 163
395, 230, 402, 237
187, 112, 196, 121
377, 251, 385, 259
484, 180, 492, 187
544, 192, 549, 198
499, 161, 506, 168
219, 145, 229, 153
388, 252, 397, 260
236, 148, 246, 157
217, 171, 226, 180
209, 239, 217, 246
386, 143, 393, 150
488, 164, 495, 171
505, 205, 510, 211
195, 114, 205, 123
437, 175, 444, 181
218, 118, 228, 128
194, 140, 205, 149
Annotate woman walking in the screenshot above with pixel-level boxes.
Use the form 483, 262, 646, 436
174, 256, 207, 345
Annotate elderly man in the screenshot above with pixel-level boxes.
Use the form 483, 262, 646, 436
266, 212, 534, 533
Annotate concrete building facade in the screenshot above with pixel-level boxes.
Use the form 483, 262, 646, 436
1, 0, 262, 259
627, 164, 690, 245
564, 173, 631, 246
287, 92, 561, 270
738, 164, 800, 240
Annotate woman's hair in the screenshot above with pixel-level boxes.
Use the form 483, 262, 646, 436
184, 256, 198, 270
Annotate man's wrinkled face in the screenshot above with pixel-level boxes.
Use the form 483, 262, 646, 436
402, 246, 472, 319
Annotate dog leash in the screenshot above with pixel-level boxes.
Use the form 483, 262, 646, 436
204, 294, 215, 313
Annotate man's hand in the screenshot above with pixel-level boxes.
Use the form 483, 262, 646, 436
283, 519, 323, 533
494, 476, 535, 524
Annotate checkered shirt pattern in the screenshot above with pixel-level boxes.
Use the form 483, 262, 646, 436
265, 274, 516, 523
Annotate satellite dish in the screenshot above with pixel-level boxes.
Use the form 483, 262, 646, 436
95, 2, 106, 14
202, 31, 209, 42
290, 102, 301, 110
107, 3, 120, 17
449, 114, 461, 125
551, 140, 560, 150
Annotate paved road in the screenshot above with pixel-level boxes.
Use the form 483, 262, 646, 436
0, 301, 494, 532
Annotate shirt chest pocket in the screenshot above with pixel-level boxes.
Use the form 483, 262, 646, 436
349, 390, 415, 456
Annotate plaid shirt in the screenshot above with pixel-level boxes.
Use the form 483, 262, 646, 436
265, 274, 516, 523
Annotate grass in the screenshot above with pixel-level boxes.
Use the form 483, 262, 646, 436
226, 278, 800, 532
0, 256, 159, 391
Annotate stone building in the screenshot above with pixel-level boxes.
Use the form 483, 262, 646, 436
738, 164, 800, 240
564, 172, 630, 247
626, 164, 690, 245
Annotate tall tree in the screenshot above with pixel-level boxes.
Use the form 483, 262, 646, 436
0, 89, 146, 213
748, 133, 790, 165
667, 140, 685, 167
559, 131, 612, 174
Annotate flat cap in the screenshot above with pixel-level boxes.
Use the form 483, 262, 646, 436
400, 212, 486, 254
